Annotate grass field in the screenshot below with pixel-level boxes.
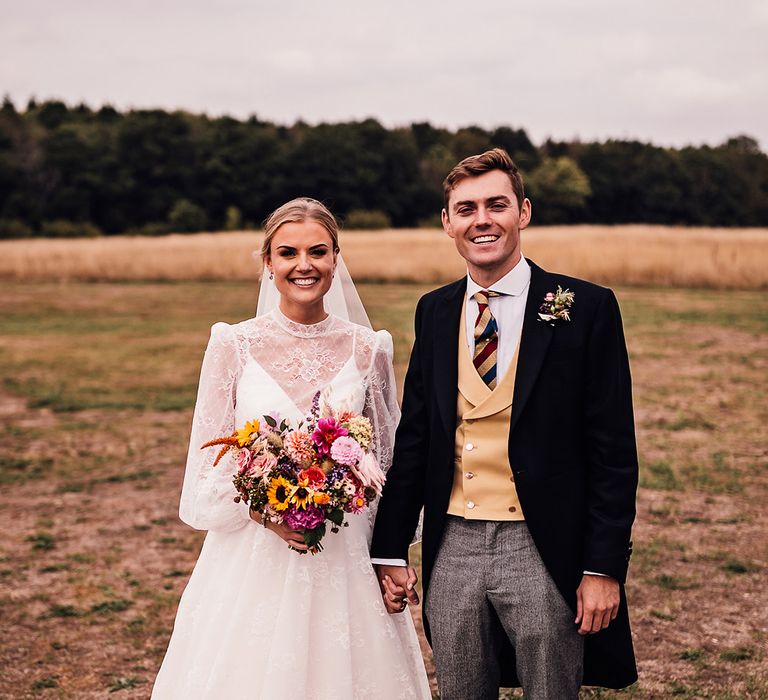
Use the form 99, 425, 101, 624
2, 225, 768, 289
0, 280, 766, 699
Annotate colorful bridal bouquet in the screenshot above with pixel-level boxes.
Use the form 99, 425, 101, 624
201, 394, 385, 554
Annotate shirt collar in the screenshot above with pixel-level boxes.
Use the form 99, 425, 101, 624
466, 255, 531, 298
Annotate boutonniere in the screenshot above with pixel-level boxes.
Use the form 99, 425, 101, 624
538, 286, 575, 325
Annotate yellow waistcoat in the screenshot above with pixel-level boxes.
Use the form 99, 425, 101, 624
447, 301, 525, 520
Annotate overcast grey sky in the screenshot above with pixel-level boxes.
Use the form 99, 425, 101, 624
2, 0, 766, 148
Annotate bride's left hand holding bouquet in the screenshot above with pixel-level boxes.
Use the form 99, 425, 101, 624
201, 393, 385, 554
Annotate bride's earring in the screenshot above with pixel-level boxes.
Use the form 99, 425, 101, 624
269, 270, 274, 280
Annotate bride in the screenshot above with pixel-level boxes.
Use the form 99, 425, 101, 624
151, 198, 431, 699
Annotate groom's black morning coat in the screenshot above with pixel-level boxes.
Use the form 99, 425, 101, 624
371, 260, 638, 689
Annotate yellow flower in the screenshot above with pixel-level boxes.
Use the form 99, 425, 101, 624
290, 483, 313, 510
267, 476, 292, 512
235, 419, 260, 447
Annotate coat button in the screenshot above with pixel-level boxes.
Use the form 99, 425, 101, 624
466, 442, 475, 451
508, 506, 517, 513
467, 501, 475, 509
465, 472, 475, 479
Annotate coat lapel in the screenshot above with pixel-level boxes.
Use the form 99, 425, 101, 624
509, 260, 555, 434
433, 278, 466, 440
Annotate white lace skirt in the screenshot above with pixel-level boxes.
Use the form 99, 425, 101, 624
152, 514, 430, 699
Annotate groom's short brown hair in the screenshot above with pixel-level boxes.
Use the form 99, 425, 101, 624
443, 148, 525, 210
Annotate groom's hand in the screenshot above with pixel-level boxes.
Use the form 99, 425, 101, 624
575, 574, 620, 635
375, 564, 419, 613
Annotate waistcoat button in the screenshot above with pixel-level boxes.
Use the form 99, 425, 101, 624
467, 501, 475, 509
465, 472, 475, 479
466, 442, 475, 451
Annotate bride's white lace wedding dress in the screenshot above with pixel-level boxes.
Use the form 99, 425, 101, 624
152, 309, 431, 700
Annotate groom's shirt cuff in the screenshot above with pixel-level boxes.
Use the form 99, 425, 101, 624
371, 558, 408, 567
583, 570, 608, 577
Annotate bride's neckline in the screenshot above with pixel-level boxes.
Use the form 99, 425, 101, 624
271, 308, 336, 337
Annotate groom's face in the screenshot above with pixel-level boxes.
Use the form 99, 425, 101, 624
442, 169, 531, 285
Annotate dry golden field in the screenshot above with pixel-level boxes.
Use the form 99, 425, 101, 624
1, 225, 767, 289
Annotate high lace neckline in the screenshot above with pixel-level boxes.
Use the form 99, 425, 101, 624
271, 307, 337, 338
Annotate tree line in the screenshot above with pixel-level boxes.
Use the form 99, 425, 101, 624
1, 97, 766, 237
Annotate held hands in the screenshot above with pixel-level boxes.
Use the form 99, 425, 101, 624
249, 509, 308, 552
375, 564, 419, 614
575, 574, 620, 635
349, 453, 386, 493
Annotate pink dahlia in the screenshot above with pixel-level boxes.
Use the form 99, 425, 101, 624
284, 429, 315, 466
330, 436, 364, 467
312, 418, 348, 457
284, 505, 326, 530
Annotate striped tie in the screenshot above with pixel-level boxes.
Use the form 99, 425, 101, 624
473, 290, 500, 389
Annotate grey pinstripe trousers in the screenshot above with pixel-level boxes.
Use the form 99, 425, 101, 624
425, 517, 583, 700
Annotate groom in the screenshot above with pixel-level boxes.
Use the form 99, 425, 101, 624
370, 148, 638, 699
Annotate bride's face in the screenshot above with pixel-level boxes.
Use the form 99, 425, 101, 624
266, 220, 337, 318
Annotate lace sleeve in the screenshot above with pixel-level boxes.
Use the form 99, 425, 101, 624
178, 322, 252, 532
362, 330, 402, 534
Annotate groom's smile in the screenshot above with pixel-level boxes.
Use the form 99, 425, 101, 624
470, 234, 500, 245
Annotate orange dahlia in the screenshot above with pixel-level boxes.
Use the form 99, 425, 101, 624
283, 430, 315, 466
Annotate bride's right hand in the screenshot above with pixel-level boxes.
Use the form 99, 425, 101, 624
250, 510, 308, 551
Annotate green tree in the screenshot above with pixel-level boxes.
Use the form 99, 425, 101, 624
36, 100, 71, 130
1, 100, 766, 233
344, 209, 392, 229
526, 157, 591, 223
224, 205, 243, 230
1, 94, 16, 116
491, 126, 540, 171
168, 199, 208, 232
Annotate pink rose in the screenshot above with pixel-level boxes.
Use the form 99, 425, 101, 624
544, 292, 555, 302
235, 448, 252, 474
251, 451, 277, 478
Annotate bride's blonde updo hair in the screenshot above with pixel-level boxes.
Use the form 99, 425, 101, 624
261, 197, 341, 259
